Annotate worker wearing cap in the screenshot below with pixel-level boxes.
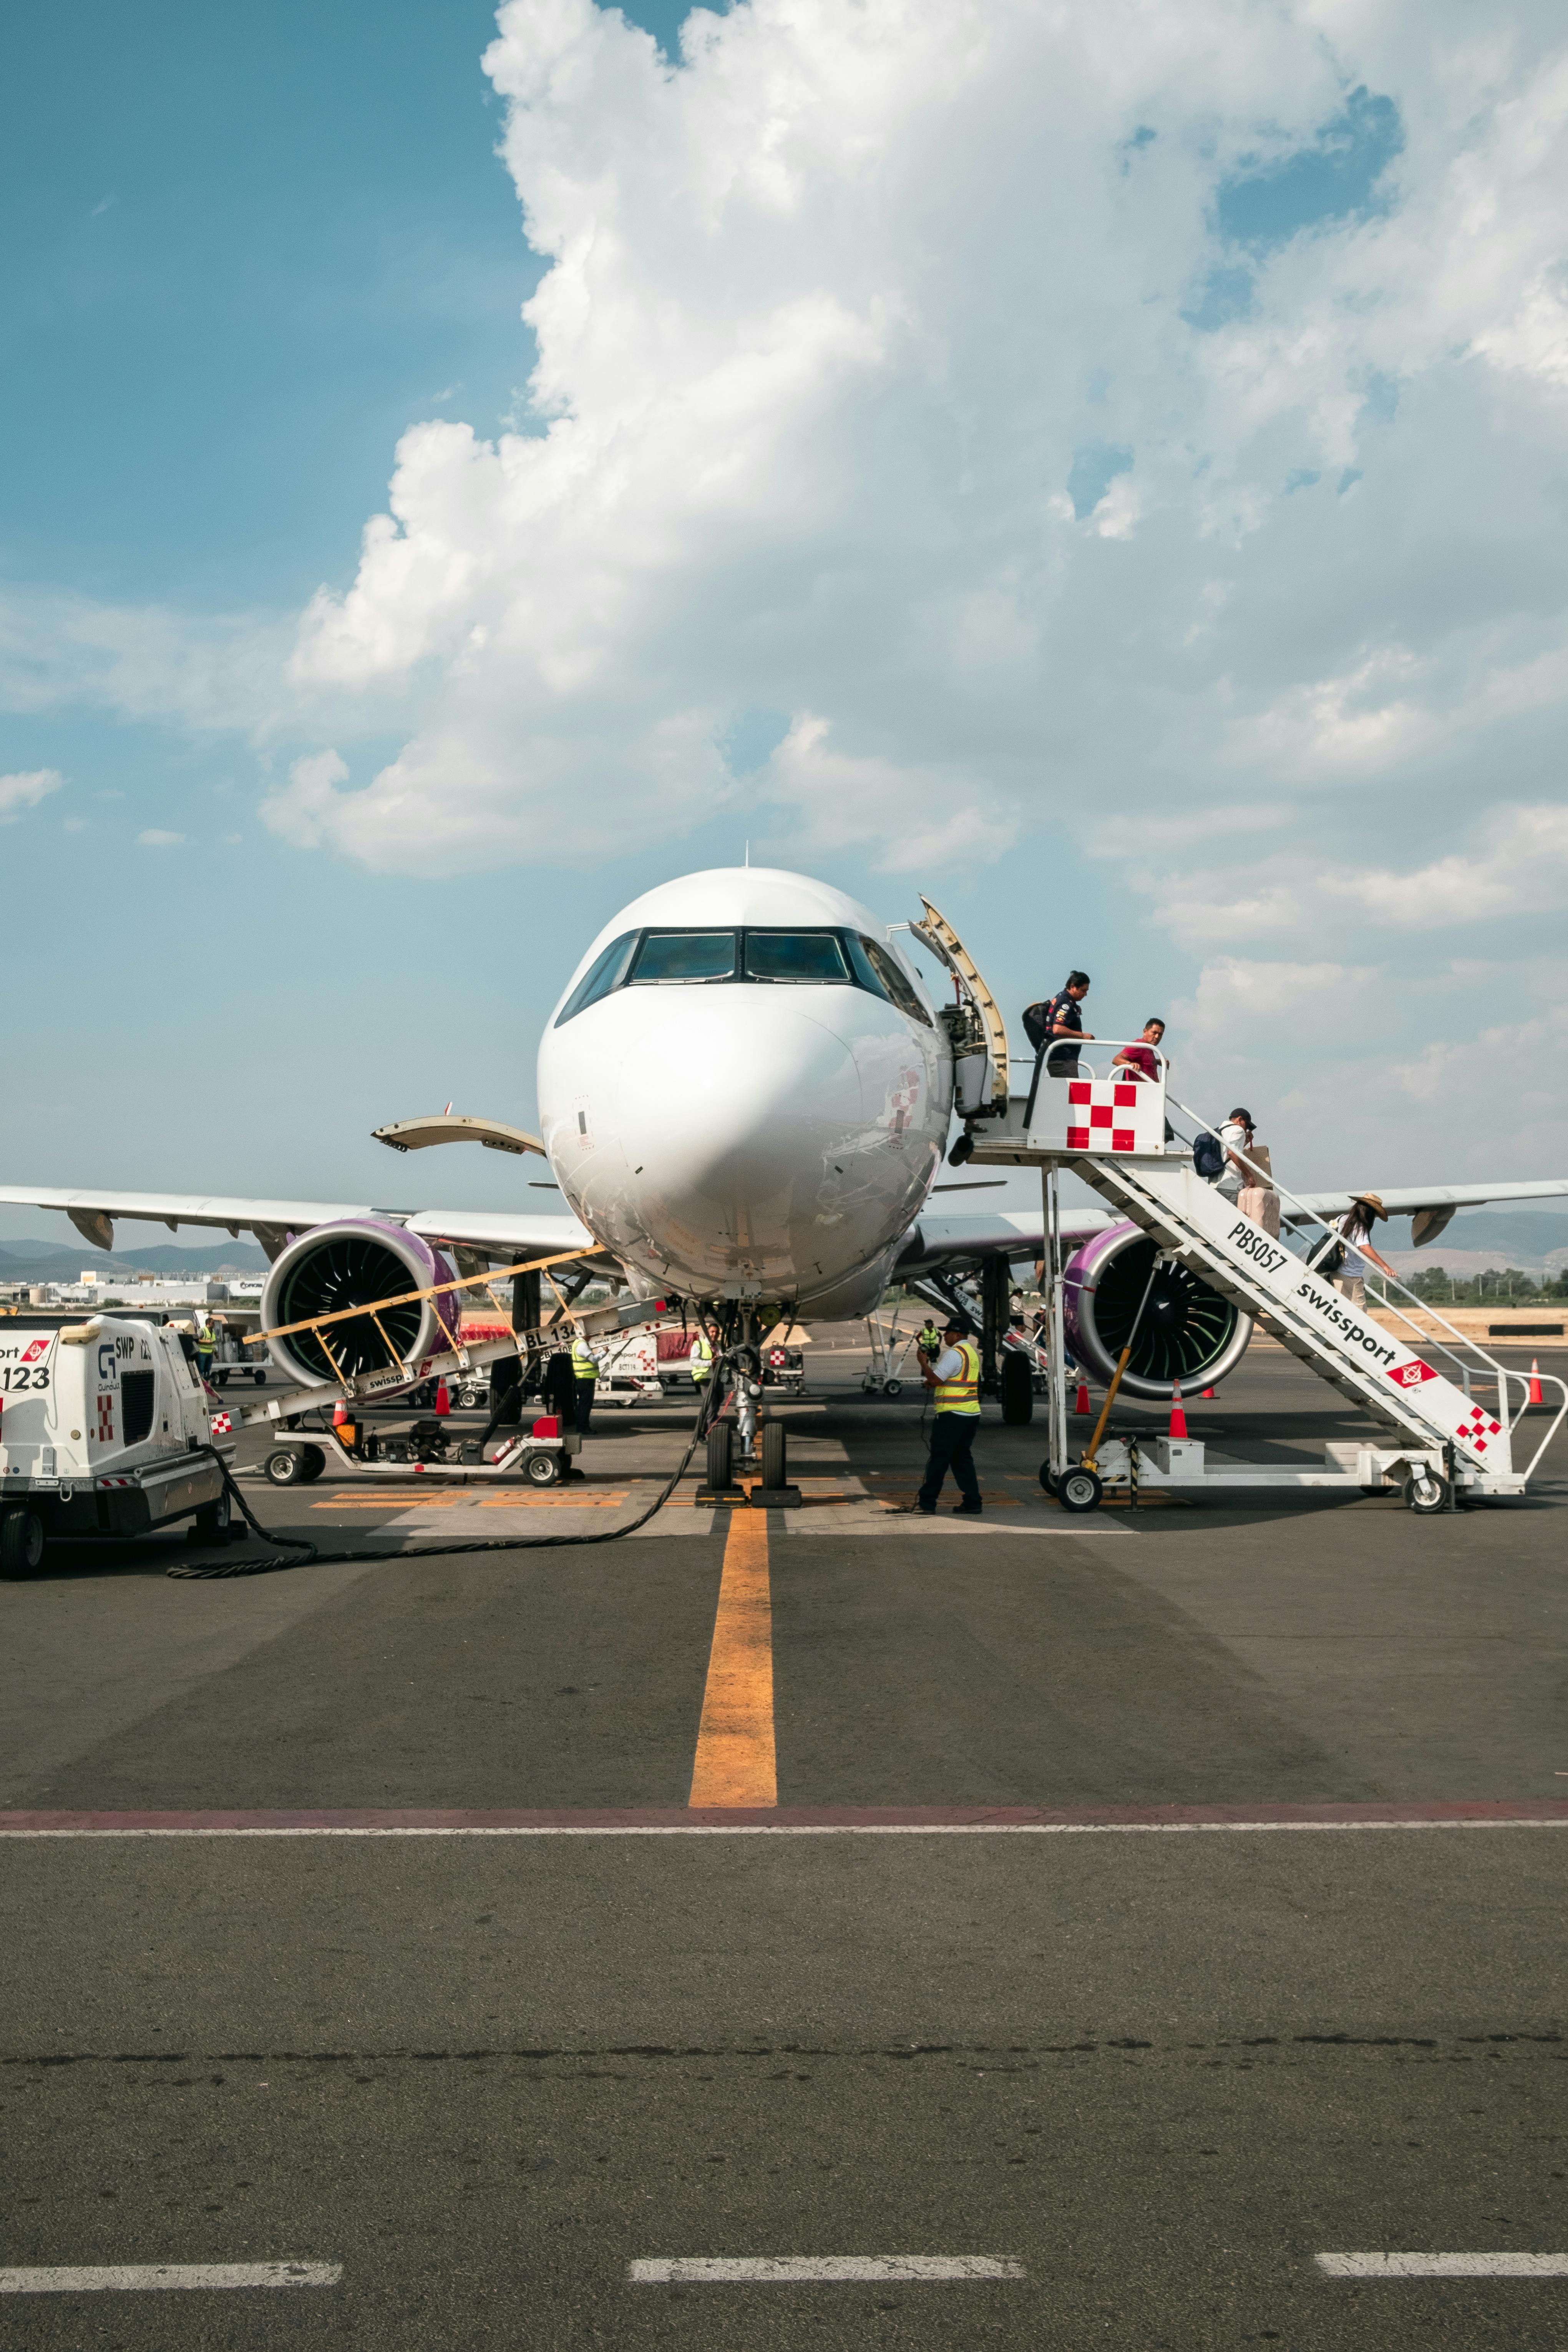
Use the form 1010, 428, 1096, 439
916, 1314, 942, 1360
1331, 1192, 1396, 1308
914, 1315, 983, 1515
571, 1329, 598, 1437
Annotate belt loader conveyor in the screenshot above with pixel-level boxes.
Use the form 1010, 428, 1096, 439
968, 1049, 1568, 1514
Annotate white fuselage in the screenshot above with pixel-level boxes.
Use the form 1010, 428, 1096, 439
536, 869, 952, 1311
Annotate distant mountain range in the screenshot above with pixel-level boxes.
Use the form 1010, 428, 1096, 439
0, 1238, 270, 1282
1422, 1210, 1568, 1261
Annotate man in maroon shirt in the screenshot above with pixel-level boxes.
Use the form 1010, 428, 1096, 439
1113, 1016, 1166, 1082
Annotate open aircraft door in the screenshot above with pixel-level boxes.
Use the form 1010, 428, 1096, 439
910, 896, 1010, 1121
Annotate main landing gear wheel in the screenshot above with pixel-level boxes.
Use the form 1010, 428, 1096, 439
706, 1422, 735, 1494
1057, 1467, 1103, 1514
525, 1450, 561, 1487
1000, 1353, 1034, 1426
0, 1507, 45, 1580
1403, 1467, 1450, 1515
761, 1421, 787, 1491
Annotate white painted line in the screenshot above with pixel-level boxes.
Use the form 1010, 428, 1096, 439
4, 1821, 1568, 1839
0, 2262, 341, 2293
629, 2256, 1025, 2283
1317, 2253, 1568, 2278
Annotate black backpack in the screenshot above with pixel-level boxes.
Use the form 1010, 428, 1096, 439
1193, 1131, 1225, 1181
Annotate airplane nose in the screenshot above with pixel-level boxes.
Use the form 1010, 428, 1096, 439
614, 995, 866, 1288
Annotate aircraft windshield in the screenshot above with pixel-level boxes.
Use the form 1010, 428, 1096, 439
553, 922, 931, 1024
629, 931, 738, 983
743, 931, 851, 983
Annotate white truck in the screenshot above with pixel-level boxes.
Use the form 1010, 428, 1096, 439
0, 1314, 235, 1578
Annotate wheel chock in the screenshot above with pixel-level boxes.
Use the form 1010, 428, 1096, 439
747, 1481, 802, 1507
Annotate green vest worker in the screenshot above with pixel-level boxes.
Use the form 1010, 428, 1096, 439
915, 1316, 982, 1515
571, 1332, 597, 1439
917, 1318, 941, 1358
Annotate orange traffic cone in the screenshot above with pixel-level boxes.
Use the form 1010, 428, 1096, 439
1528, 1358, 1543, 1405
1074, 1378, 1091, 1415
434, 1379, 451, 1416
1168, 1381, 1188, 1440
332, 1398, 349, 1425
1200, 1386, 1215, 1399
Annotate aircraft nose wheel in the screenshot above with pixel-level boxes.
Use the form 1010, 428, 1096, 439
1057, 1466, 1103, 1514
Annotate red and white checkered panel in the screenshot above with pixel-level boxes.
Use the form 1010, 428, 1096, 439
1062, 1080, 1164, 1156
209, 1411, 232, 1437
1455, 1401, 1502, 1457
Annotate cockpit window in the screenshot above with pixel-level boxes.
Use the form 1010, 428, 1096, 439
628, 930, 738, 984
554, 921, 932, 1023
554, 932, 639, 1026
743, 930, 851, 983
847, 933, 934, 1026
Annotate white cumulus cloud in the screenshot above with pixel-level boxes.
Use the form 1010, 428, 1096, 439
0, 768, 63, 823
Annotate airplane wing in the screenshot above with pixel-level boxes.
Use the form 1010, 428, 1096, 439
0, 1185, 596, 1264
898, 1177, 1568, 1268
1288, 1179, 1568, 1246
896, 1209, 1112, 1269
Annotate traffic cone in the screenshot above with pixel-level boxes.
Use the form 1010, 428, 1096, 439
332, 1399, 350, 1427
1200, 1386, 1215, 1399
1168, 1381, 1188, 1440
1528, 1358, 1543, 1405
434, 1379, 451, 1416
1074, 1378, 1090, 1415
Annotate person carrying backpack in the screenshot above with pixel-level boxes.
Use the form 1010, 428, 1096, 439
1021, 972, 1093, 1080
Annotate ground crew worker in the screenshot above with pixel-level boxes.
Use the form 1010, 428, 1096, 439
690, 1321, 718, 1389
916, 1315, 942, 1359
571, 1330, 598, 1438
193, 1315, 217, 1387
914, 1315, 982, 1516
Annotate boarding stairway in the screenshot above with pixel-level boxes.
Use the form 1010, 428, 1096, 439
969, 1055, 1566, 1498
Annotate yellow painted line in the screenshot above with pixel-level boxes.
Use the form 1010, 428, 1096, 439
688, 1508, 777, 1809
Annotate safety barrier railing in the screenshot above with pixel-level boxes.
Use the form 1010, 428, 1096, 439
1158, 1090, 1568, 1481
1018, 1037, 1171, 1132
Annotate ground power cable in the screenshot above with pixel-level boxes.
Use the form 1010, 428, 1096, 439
166, 1416, 707, 1581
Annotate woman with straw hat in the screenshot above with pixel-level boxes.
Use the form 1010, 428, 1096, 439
1332, 1192, 1396, 1307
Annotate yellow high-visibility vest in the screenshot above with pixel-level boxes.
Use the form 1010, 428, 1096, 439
571, 1336, 596, 1379
690, 1335, 713, 1384
933, 1338, 981, 1416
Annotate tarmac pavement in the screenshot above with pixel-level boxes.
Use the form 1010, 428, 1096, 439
1, 1341, 1565, 2346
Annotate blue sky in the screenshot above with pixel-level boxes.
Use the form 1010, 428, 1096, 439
3, 0, 1566, 1240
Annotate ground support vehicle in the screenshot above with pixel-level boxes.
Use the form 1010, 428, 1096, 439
0, 1313, 237, 1574
762, 1340, 806, 1396
259, 1415, 581, 1490
967, 1049, 1568, 1517
861, 1311, 917, 1396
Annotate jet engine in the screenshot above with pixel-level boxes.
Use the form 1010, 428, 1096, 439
261, 1218, 461, 1389
1063, 1225, 1252, 1401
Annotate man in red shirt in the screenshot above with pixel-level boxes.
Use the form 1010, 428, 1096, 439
1113, 1017, 1166, 1082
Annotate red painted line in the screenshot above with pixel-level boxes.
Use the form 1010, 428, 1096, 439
0, 1802, 1565, 1836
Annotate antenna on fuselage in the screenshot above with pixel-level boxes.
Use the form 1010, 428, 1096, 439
744, 840, 750, 866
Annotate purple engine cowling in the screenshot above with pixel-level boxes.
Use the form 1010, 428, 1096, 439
1063, 1220, 1253, 1401
261, 1217, 462, 1389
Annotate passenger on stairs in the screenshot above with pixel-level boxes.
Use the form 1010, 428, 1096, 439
1112, 1017, 1165, 1081
1022, 972, 1093, 1080
1330, 1193, 1395, 1308
1216, 1109, 1256, 1206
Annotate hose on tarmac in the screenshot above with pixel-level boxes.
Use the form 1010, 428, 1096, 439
166, 1418, 707, 1580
